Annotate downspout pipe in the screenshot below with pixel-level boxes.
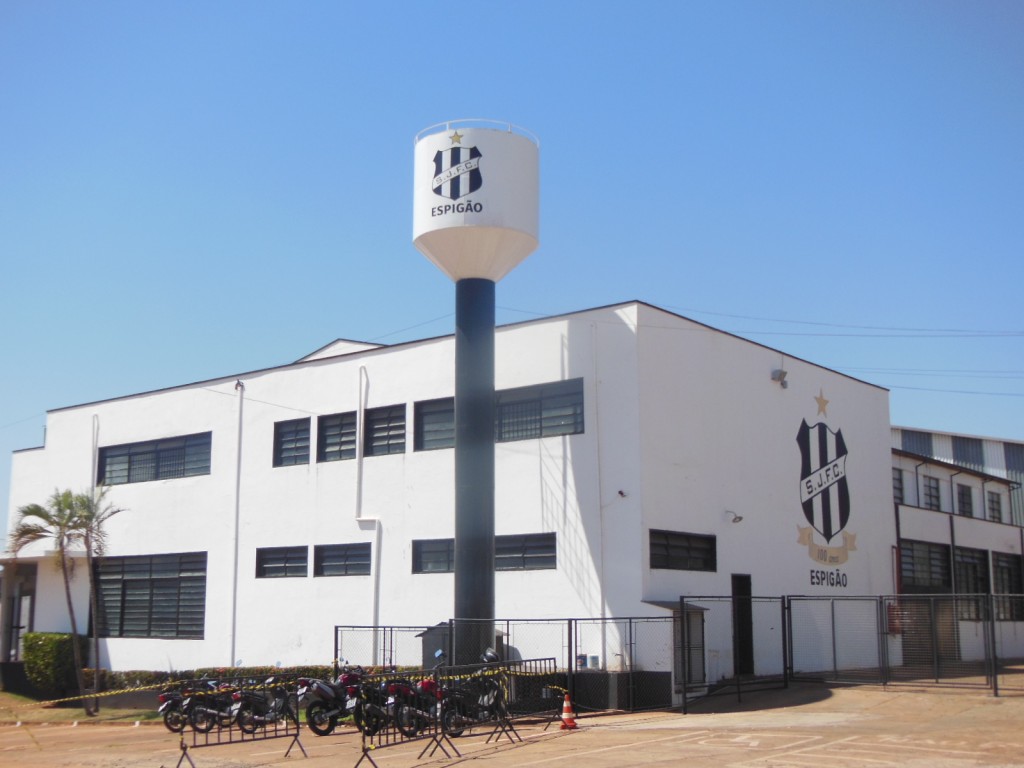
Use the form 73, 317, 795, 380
356, 366, 383, 663
230, 380, 245, 667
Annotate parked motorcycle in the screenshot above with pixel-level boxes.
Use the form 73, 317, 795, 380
233, 677, 299, 733
187, 681, 238, 733
157, 688, 186, 733
439, 649, 507, 738
393, 650, 449, 737
300, 664, 364, 737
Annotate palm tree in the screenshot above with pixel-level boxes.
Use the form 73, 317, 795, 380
8, 489, 92, 714
74, 486, 124, 712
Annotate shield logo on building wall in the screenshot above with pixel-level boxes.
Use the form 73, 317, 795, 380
796, 419, 850, 543
432, 145, 482, 200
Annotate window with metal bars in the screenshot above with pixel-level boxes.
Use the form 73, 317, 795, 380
364, 405, 406, 456
313, 543, 371, 576
94, 552, 207, 638
495, 378, 584, 442
255, 546, 308, 578
899, 539, 951, 593
649, 530, 717, 572
317, 412, 356, 462
988, 491, 1003, 523
923, 476, 941, 510
98, 433, 212, 485
273, 418, 310, 466
892, 468, 904, 505
954, 546, 989, 620
956, 484, 974, 517
414, 398, 455, 451
993, 552, 1024, 621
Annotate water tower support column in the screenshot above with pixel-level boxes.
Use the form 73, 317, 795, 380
453, 277, 495, 663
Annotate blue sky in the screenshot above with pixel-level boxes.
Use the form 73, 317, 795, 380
2, 1, 1022, 532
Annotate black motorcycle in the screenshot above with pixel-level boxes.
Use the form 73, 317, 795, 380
233, 677, 299, 733
187, 681, 238, 733
157, 687, 186, 732
439, 649, 507, 738
297, 665, 358, 736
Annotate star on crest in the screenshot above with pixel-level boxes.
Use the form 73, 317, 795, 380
815, 388, 830, 417
449, 131, 463, 144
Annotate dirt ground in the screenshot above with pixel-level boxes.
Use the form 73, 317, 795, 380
3, 683, 1024, 767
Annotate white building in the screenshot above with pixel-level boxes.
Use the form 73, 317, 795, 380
0, 301, 971, 676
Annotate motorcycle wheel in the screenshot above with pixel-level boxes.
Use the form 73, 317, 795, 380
394, 701, 421, 738
163, 706, 186, 733
441, 702, 467, 738
305, 700, 337, 736
236, 703, 259, 734
354, 700, 384, 737
189, 707, 217, 733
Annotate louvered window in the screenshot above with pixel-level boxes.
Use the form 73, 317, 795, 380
273, 418, 310, 466
94, 552, 207, 639
317, 412, 357, 462
365, 405, 406, 456
98, 433, 211, 485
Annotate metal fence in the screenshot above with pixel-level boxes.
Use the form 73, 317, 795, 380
333, 595, 1024, 718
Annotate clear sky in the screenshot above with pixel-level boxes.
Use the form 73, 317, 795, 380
2, 1, 1022, 533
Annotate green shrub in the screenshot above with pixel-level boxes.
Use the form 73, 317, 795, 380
21, 632, 86, 695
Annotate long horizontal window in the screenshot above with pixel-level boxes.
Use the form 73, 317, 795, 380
412, 534, 557, 573
98, 433, 211, 485
256, 546, 308, 578
650, 530, 716, 572
94, 552, 207, 639
496, 379, 584, 442
314, 543, 371, 576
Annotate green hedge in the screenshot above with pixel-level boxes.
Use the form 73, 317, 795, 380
22, 632, 87, 696
85, 664, 336, 692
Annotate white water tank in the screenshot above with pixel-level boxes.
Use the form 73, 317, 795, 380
413, 120, 539, 282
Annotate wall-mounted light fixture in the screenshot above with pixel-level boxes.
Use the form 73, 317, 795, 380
771, 369, 788, 389
726, 510, 744, 524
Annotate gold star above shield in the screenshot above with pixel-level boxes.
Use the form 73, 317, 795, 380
450, 131, 463, 144
815, 388, 830, 417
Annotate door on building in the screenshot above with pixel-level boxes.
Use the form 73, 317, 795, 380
732, 574, 754, 676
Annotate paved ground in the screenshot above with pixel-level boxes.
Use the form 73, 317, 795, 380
3, 683, 1024, 767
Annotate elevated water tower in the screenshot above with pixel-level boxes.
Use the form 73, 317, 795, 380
413, 120, 539, 663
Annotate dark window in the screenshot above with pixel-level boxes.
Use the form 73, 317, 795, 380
495, 533, 556, 571
1006, 443, 1024, 526
414, 398, 455, 451
956, 484, 974, 517
256, 546, 307, 578
496, 379, 584, 442
993, 552, 1024, 621
954, 546, 989, 620
923, 476, 941, 510
273, 418, 310, 467
902, 429, 934, 456
899, 539, 951, 593
365, 405, 406, 456
650, 530, 717, 572
412, 539, 455, 573
314, 543, 371, 576
953, 436, 985, 472
412, 534, 556, 573
988, 491, 1003, 523
94, 552, 207, 639
892, 468, 904, 505
317, 412, 356, 462
98, 433, 212, 485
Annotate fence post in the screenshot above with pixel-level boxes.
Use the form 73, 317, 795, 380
988, 594, 1000, 697
780, 597, 789, 689
567, 618, 575, 704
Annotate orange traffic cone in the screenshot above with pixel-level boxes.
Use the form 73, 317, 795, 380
560, 694, 578, 730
